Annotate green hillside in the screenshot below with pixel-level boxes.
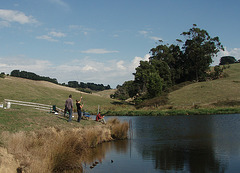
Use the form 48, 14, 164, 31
0, 76, 132, 113
168, 63, 240, 108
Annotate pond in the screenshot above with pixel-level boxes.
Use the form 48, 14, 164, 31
85, 114, 240, 173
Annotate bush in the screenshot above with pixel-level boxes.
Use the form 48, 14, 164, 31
0, 73, 5, 78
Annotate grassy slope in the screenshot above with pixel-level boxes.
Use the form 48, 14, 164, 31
0, 76, 133, 133
92, 89, 116, 98
0, 76, 129, 113
168, 63, 240, 108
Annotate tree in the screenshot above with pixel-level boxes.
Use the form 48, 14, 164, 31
0, 72, 5, 78
10, 70, 58, 84
219, 56, 237, 65
150, 59, 172, 90
150, 44, 185, 85
181, 24, 224, 81
146, 72, 163, 98
68, 81, 79, 88
10, 70, 20, 77
134, 60, 164, 98
134, 60, 154, 93
213, 65, 223, 79
113, 81, 134, 100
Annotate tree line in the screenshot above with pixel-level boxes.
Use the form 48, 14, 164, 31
9, 70, 111, 92
10, 70, 58, 84
64, 81, 111, 91
112, 24, 230, 103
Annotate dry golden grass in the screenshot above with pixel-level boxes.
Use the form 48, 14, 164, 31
0, 121, 128, 172
107, 118, 129, 140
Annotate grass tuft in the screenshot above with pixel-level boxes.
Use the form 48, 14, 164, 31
107, 118, 129, 140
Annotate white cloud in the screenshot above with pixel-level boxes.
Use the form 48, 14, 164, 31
49, 0, 70, 10
212, 47, 240, 66
0, 20, 10, 27
117, 61, 126, 70
149, 36, 163, 41
36, 31, 66, 42
81, 49, 119, 54
0, 53, 151, 88
130, 54, 150, 70
0, 9, 38, 25
82, 65, 97, 72
64, 41, 74, 45
49, 31, 66, 37
0, 56, 52, 73
139, 30, 148, 35
36, 35, 58, 42
139, 30, 163, 42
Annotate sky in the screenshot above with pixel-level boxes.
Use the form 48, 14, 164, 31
0, 0, 240, 88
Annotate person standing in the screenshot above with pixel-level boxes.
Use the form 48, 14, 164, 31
65, 94, 73, 122
76, 96, 84, 122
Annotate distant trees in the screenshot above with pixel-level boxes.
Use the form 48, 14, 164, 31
112, 80, 138, 100
219, 56, 237, 65
10, 70, 111, 92
66, 81, 111, 91
0, 72, 5, 78
113, 24, 224, 102
10, 70, 58, 84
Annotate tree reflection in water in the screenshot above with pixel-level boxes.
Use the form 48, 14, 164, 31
134, 115, 228, 172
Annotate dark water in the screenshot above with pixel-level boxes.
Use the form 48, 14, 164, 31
85, 114, 240, 173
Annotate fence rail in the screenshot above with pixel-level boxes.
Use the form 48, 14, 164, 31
3, 99, 63, 113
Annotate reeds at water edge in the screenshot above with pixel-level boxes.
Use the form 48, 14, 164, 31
0, 118, 129, 172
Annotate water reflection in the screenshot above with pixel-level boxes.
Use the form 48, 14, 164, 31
134, 115, 228, 172
85, 114, 240, 173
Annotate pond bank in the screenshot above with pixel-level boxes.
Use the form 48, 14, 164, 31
0, 118, 129, 172
105, 107, 240, 116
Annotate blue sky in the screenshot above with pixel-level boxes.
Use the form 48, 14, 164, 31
0, 0, 239, 88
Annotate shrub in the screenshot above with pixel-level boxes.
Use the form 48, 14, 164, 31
0, 73, 5, 78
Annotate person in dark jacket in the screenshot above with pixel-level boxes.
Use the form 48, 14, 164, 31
65, 94, 73, 122
76, 96, 83, 122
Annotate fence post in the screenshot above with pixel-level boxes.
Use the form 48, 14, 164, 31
6, 102, 11, 109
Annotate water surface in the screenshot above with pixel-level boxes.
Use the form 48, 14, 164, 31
85, 114, 240, 173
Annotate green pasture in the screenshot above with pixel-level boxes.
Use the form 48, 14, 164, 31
168, 63, 240, 108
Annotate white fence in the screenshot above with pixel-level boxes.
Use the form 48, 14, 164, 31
3, 99, 63, 113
